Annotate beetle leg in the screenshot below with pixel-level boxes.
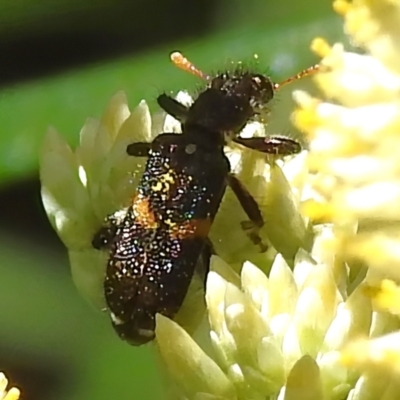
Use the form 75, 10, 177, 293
157, 94, 189, 122
233, 136, 301, 156
227, 174, 268, 252
92, 211, 125, 250
92, 224, 117, 250
195, 238, 215, 289
126, 142, 152, 157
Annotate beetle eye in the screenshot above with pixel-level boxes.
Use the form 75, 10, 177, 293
210, 76, 225, 89
251, 74, 274, 103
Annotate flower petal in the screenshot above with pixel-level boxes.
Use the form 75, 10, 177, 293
100, 91, 130, 140
155, 314, 236, 399
224, 282, 270, 368
40, 127, 98, 248
0, 373, 20, 400
68, 249, 108, 310
240, 261, 269, 311
261, 163, 309, 260
283, 355, 323, 400
294, 262, 339, 355
268, 255, 297, 318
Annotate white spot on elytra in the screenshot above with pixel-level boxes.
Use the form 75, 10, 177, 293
110, 312, 124, 325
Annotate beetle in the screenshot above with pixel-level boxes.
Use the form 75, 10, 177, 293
93, 52, 318, 345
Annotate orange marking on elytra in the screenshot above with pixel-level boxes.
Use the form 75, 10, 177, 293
132, 194, 158, 229
169, 217, 212, 240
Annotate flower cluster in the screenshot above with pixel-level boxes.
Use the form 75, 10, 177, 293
292, 0, 400, 396
39, 0, 400, 398
156, 245, 395, 400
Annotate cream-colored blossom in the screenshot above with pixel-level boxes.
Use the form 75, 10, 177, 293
294, 1, 400, 282
363, 279, 400, 315
341, 332, 400, 376
0, 373, 20, 400
292, 0, 400, 392
156, 244, 400, 399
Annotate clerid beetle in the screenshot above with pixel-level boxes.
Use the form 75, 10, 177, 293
93, 52, 319, 345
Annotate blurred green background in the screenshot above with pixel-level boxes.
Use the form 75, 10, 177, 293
0, 0, 343, 399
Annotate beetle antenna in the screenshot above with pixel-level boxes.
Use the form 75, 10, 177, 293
274, 64, 320, 90
170, 51, 211, 81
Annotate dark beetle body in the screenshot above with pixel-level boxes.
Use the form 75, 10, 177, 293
93, 64, 302, 345
102, 132, 229, 345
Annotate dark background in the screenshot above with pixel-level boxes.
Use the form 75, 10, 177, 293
0, 0, 342, 399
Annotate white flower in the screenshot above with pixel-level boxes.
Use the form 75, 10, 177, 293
0, 373, 20, 400
292, 0, 400, 392
294, 1, 400, 282
155, 231, 400, 399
